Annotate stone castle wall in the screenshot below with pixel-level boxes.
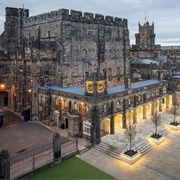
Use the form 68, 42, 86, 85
22, 8, 130, 88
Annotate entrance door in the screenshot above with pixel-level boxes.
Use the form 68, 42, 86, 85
0, 92, 8, 107
65, 118, 68, 129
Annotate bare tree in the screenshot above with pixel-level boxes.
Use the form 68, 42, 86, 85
124, 111, 137, 155
170, 105, 179, 124
151, 111, 161, 136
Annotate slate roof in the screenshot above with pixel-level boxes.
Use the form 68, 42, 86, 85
38, 79, 165, 96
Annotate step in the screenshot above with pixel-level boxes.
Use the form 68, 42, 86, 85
94, 146, 121, 160
99, 142, 122, 154
141, 145, 156, 156
95, 144, 121, 157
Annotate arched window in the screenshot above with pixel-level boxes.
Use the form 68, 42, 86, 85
82, 49, 87, 59
74, 102, 78, 111
103, 104, 107, 112
116, 100, 120, 109
85, 105, 89, 112
117, 67, 120, 80
108, 68, 112, 81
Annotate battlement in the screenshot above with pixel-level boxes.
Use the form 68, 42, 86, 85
6, 7, 29, 18
23, 8, 128, 28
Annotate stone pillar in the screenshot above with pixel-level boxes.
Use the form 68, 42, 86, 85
0, 150, 10, 179
143, 105, 146, 119
166, 96, 169, 108
110, 101, 114, 134
53, 132, 61, 164
122, 99, 126, 128
159, 99, 162, 111
151, 102, 154, 115
91, 105, 100, 145
133, 108, 137, 124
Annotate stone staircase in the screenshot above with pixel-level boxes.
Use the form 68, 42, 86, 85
93, 128, 171, 159
136, 140, 156, 156
159, 128, 171, 136
94, 141, 122, 160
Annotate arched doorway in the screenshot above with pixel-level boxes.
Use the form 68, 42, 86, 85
53, 110, 60, 127
136, 106, 143, 121
114, 114, 123, 133
153, 100, 159, 113
0, 91, 8, 107
146, 103, 152, 118
168, 95, 173, 108
100, 118, 110, 137
126, 109, 134, 126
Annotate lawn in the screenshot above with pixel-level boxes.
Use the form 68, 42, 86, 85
26, 156, 115, 180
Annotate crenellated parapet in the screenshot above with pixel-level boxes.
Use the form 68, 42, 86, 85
23, 8, 128, 28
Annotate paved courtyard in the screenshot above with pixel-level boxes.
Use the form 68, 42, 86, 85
77, 110, 180, 179
102, 110, 180, 150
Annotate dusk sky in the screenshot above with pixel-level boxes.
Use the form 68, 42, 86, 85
0, 0, 180, 46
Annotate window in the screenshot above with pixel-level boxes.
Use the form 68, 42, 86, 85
55, 98, 59, 105
83, 121, 91, 135
103, 104, 107, 112
116, 100, 120, 109
64, 100, 67, 108
117, 67, 120, 80
138, 95, 141, 101
85, 105, 89, 112
48, 31, 50, 37
108, 68, 112, 81
74, 102, 78, 111
82, 49, 87, 59
0, 64, 5, 70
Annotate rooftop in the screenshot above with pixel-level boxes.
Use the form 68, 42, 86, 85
38, 79, 166, 96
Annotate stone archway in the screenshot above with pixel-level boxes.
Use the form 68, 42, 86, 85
153, 100, 159, 113
53, 110, 60, 127
168, 95, 173, 108
0, 91, 8, 107
126, 109, 134, 125
100, 118, 110, 137
136, 106, 143, 121
114, 114, 123, 133
146, 103, 152, 118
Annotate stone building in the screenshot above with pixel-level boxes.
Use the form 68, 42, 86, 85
130, 57, 176, 82
0, 7, 177, 143
130, 22, 161, 59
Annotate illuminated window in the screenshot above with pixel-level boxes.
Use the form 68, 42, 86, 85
85, 105, 89, 112
103, 104, 107, 112
74, 102, 78, 111
116, 100, 120, 109
83, 121, 91, 135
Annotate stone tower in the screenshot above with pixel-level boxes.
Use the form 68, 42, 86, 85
130, 22, 161, 59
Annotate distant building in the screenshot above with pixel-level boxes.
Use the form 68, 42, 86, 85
130, 56, 176, 82
130, 22, 161, 59
161, 46, 180, 70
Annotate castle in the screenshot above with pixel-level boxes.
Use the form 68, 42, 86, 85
0, 7, 179, 143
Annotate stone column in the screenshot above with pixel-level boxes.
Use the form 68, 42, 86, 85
143, 105, 146, 119
159, 99, 162, 112
133, 108, 137, 124
151, 101, 154, 115
166, 96, 169, 108
122, 99, 126, 128
0, 150, 10, 179
110, 101, 114, 134
53, 132, 61, 164
91, 105, 100, 145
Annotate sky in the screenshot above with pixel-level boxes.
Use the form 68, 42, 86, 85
0, 0, 180, 46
